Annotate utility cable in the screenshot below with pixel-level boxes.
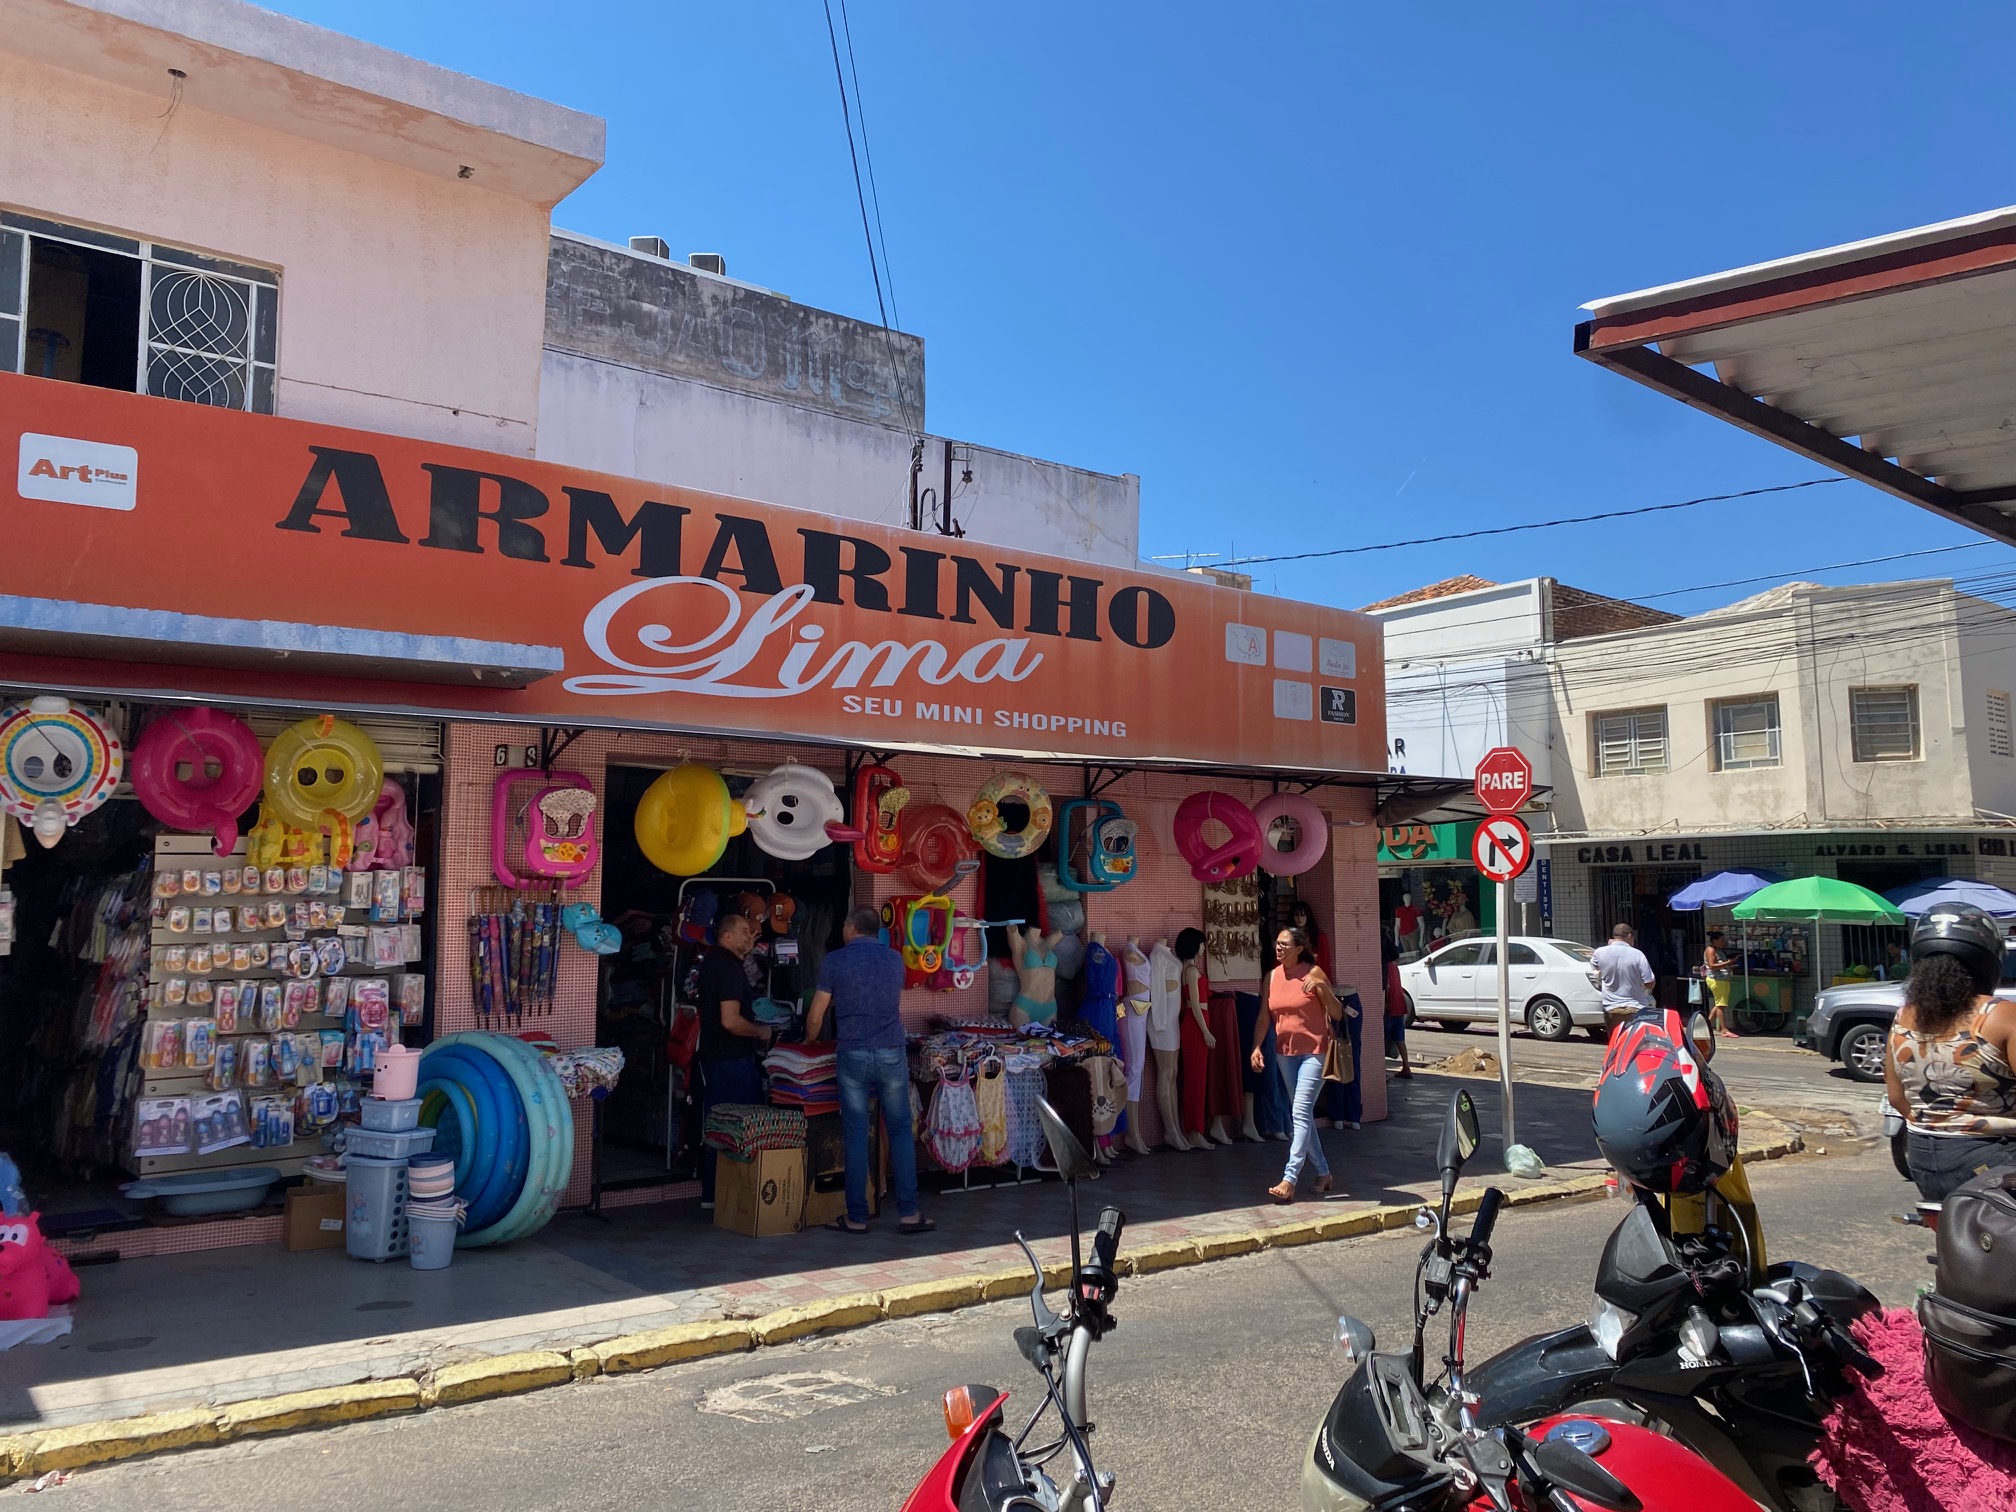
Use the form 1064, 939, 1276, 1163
1219, 477, 1845, 567
837, 0, 899, 332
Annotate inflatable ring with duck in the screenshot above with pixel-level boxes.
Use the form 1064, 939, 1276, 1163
262, 716, 384, 831
742, 762, 850, 862
635, 763, 747, 876
0, 697, 123, 848
129, 707, 264, 857
968, 772, 1053, 860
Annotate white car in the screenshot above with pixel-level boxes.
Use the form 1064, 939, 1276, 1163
1399, 936, 1606, 1042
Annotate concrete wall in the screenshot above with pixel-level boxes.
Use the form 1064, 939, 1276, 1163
1371, 579, 1553, 785
537, 352, 1143, 569
0, 50, 558, 455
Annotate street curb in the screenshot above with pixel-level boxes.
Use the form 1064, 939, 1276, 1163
0, 1124, 1804, 1483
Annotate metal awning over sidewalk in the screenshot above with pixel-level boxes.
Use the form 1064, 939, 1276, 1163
1577, 206, 2016, 539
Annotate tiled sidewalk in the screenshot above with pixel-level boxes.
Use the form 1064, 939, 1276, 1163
5, 1073, 1607, 1433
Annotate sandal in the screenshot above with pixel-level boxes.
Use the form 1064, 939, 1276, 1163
1312, 1175, 1333, 1196
1268, 1180, 1297, 1204
896, 1216, 937, 1235
824, 1217, 870, 1234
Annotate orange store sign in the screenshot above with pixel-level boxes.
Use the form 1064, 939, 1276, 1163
0, 376, 1384, 772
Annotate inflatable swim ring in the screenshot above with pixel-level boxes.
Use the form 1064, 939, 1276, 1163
129, 707, 262, 856
1250, 791, 1329, 877
1173, 790, 1264, 882
897, 802, 977, 890
0, 697, 123, 848
635, 763, 746, 876
743, 762, 848, 861
968, 772, 1053, 860
261, 716, 384, 831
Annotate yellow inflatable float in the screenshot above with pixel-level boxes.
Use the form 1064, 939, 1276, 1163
634, 763, 747, 875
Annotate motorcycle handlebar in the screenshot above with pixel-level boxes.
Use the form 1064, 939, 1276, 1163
1470, 1187, 1505, 1254
1093, 1207, 1125, 1271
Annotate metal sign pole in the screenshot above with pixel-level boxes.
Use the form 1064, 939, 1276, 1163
1496, 876, 1515, 1155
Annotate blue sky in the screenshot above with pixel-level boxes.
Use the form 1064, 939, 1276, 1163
271, 1, 2016, 614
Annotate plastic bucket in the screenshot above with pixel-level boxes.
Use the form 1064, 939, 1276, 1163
373, 1046, 423, 1101
408, 1214, 457, 1270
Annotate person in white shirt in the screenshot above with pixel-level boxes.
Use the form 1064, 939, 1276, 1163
1591, 923, 1657, 1027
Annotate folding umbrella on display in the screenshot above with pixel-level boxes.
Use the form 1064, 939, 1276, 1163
1666, 869, 1785, 1025
1882, 877, 2016, 919
1731, 877, 1906, 1035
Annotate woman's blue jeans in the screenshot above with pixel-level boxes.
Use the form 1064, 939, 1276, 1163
838, 1046, 921, 1224
1277, 1052, 1330, 1185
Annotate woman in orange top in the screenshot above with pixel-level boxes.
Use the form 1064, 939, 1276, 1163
1252, 926, 1348, 1203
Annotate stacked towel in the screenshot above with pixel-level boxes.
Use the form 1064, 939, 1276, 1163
765, 1041, 839, 1116
703, 1102, 807, 1159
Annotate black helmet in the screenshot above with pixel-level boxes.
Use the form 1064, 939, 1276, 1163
1592, 1008, 1736, 1195
1909, 903, 2003, 995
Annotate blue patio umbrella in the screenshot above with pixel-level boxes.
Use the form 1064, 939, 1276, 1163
1882, 877, 2016, 919
1667, 869, 1786, 912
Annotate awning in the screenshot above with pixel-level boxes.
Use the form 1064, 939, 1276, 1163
0, 596, 563, 688
1577, 206, 2016, 541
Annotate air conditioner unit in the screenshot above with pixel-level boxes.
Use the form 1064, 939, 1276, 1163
627, 236, 670, 259
689, 252, 727, 276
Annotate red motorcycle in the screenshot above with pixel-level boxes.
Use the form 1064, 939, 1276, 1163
1301, 1090, 1761, 1512
904, 1099, 1124, 1512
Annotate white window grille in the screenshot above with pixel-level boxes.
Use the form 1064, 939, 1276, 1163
1990, 692, 2013, 759
1594, 708, 1668, 776
1713, 696, 1781, 771
1, 211, 276, 413
1850, 686, 1920, 763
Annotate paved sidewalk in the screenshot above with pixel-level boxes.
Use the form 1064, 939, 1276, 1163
0, 1070, 1804, 1477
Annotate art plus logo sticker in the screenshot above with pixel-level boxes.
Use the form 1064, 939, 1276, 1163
16, 432, 138, 510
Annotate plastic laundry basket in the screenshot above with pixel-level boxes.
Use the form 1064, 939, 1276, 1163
408, 1214, 457, 1270
345, 1156, 409, 1261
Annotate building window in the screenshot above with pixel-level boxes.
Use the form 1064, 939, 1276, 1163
1, 211, 276, 413
1850, 685, 1920, 763
1991, 691, 2014, 759
1593, 707, 1668, 775
1712, 695, 1781, 771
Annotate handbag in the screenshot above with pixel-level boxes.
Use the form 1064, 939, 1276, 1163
1921, 1168, 2016, 1443
1321, 1030, 1354, 1085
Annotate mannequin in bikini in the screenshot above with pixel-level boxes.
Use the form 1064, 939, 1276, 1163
1119, 937, 1154, 1155
1008, 924, 1066, 1028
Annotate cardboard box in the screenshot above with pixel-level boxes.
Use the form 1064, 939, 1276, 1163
284, 1186, 346, 1251
714, 1148, 805, 1237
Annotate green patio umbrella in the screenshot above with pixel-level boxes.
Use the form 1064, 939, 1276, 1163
1730, 876, 1906, 924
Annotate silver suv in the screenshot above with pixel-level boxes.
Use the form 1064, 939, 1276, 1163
1805, 942, 2016, 1081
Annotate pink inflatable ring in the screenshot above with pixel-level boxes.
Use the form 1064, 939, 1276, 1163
1173, 790, 1264, 883
129, 708, 264, 856
1250, 792, 1330, 877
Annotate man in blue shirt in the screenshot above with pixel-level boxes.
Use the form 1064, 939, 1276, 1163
807, 907, 930, 1234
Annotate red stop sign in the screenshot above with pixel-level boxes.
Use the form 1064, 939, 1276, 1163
1474, 746, 1532, 814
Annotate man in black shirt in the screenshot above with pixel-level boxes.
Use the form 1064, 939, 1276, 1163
696, 910, 771, 1208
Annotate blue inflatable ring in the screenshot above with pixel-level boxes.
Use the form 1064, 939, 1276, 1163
419, 1043, 527, 1234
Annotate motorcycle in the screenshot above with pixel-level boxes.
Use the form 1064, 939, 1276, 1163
903, 1099, 1125, 1512
1452, 1021, 1883, 1512
1303, 1088, 1761, 1512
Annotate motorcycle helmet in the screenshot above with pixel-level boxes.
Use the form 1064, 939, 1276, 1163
1908, 902, 2004, 996
1592, 1008, 1736, 1195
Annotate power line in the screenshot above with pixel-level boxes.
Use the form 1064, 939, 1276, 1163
819, 0, 920, 441
836, 0, 899, 332
1221, 477, 1845, 568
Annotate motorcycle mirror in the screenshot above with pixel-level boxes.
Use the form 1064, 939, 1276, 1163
1037, 1096, 1096, 1182
1437, 1089, 1481, 1193
1529, 1438, 1642, 1512
1686, 1010, 1717, 1062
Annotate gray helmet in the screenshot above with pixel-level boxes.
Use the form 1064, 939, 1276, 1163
1909, 902, 2004, 996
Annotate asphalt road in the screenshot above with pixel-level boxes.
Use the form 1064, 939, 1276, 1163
35, 1143, 1926, 1512
1405, 1023, 1887, 1139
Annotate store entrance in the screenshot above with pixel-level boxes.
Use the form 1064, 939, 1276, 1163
0, 798, 154, 1236
592, 765, 853, 1196
1594, 864, 1704, 996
